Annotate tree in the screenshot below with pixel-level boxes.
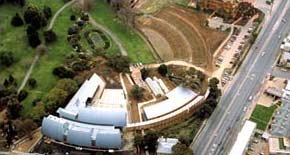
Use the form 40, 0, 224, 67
134, 133, 144, 153
130, 85, 144, 100
158, 64, 168, 76
209, 77, 219, 89
7, 96, 22, 119
43, 6, 52, 19
107, 55, 130, 72
172, 143, 193, 155
11, 13, 24, 27
0, 51, 15, 67
30, 103, 46, 122
140, 68, 149, 81
143, 130, 159, 153
14, 119, 37, 137
45, 88, 68, 113
24, 5, 41, 27
44, 30, 57, 43
178, 135, 192, 147
26, 25, 37, 36
53, 66, 75, 78
28, 78, 37, 88
28, 31, 41, 48
70, 15, 76, 21
236, 2, 257, 20
55, 78, 78, 95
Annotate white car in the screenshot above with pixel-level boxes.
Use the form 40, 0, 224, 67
248, 96, 253, 101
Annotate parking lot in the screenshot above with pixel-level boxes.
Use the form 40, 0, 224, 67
213, 17, 257, 89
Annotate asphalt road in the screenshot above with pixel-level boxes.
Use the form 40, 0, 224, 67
192, 1, 290, 154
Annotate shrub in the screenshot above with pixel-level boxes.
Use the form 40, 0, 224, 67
43, 6, 52, 19
0, 51, 15, 67
18, 89, 28, 102
107, 55, 130, 72
130, 85, 144, 100
28, 31, 41, 48
53, 66, 75, 78
70, 15, 76, 21
158, 64, 168, 76
44, 30, 57, 43
28, 78, 37, 88
11, 13, 24, 27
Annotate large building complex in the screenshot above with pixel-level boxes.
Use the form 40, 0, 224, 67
42, 74, 127, 149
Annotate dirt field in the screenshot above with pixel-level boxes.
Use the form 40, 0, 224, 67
136, 5, 228, 70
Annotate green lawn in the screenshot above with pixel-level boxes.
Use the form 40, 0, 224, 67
89, 0, 155, 63
1, 0, 156, 117
0, 0, 74, 116
161, 116, 203, 140
21, 1, 75, 116
250, 104, 278, 130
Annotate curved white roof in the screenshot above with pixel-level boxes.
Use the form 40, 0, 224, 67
42, 115, 122, 149
77, 107, 127, 127
143, 86, 197, 120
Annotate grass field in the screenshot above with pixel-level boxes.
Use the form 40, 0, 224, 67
161, 115, 203, 140
0, 0, 73, 116
250, 104, 278, 130
89, 0, 155, 64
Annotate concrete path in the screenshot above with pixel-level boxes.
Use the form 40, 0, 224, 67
17, 54, 39, 94
89, 15, 128, 56
145, 60, 211, 76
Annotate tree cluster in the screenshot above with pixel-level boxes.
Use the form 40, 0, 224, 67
235, 2, 258, 20
197, 77, 221, 118
0, 0, 25, 6
23, 5, 53, 47
134, 130, 159, 153
44, 78, 78, 113
66, 13, 89, 52
0, 75, 23, 120
130, 85, 144, 100
107, 55, 130, 73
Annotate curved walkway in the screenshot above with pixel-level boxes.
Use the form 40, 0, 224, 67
17, 54, 39, 93
47, 0, 77, 30
145, 60, 211, 76
88, 15, 128, 56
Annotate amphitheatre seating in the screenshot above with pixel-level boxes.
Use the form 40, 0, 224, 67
143, 86, 198, 120
138, 16, 191, 61
156, 10, 207, 64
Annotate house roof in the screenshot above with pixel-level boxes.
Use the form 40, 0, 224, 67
143, 86, 197, 120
